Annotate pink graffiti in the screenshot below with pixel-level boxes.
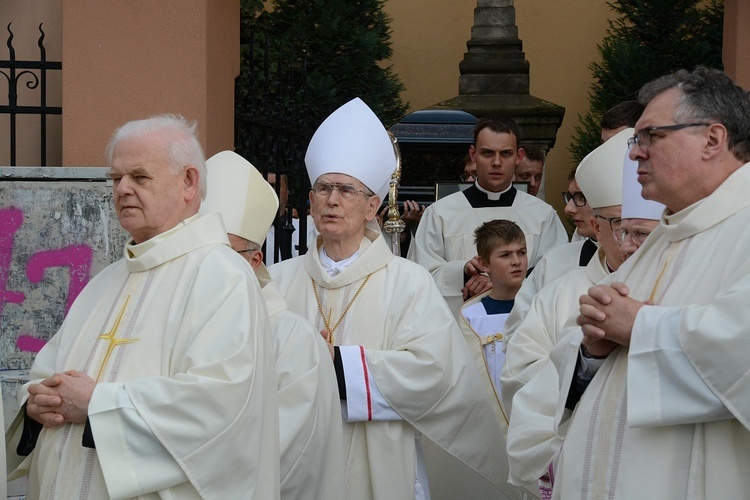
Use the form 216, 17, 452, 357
27, 245, 94, 314
16, 334, 47, 353
0, 207, 27, 318
1, 206, 95, 353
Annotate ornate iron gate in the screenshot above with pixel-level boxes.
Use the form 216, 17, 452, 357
0, 23, 61, 166
235, 34, 314, 262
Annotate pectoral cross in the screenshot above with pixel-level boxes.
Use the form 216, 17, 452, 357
95, 295, 139, 382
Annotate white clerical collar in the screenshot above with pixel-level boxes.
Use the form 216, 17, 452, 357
126, 214, 199, 259
475, 181, 512, 201
319, 246, 360, 277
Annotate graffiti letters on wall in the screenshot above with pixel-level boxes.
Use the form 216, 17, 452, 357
0, 168, 127, 371
1, 206, 94, 353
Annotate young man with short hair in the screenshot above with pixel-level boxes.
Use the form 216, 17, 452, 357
408, 116, 567, 317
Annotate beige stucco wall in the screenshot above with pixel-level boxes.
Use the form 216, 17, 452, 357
60, 0, 238, 167
385, 0, 611, 214
723, 0, 750, 89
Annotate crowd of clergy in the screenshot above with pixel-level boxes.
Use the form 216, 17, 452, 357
4, 65, 750, 500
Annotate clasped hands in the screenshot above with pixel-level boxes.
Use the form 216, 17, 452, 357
577, 282, 652, 357
26, 370, 96, 428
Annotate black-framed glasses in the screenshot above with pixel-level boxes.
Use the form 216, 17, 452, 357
614, 228, 651, 245
312, 182, 374, 200
562, 191, 587, 207
595, 215, 622, 231
627, 123, 712, 150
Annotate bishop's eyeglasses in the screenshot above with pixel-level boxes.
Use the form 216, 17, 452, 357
614, 228, 651, 245
312, 182, 374, 200
595, 215, 622, 231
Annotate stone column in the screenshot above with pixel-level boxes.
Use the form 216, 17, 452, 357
390, 0, 564, 202
61, 1, 239, 166
431, 0, 564, 152
459, 0, 529, 95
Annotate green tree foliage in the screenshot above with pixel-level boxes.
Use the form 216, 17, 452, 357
569, 0, 724, 162
238, 0, 408, 130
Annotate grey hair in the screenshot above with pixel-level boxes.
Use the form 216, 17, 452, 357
638, 66, 750, 162
105, 114, 208, 199
248, 242, 263, 253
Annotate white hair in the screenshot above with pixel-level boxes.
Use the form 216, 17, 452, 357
105, 114, 208, 199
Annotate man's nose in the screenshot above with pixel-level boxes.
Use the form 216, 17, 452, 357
114, 178, 133, 195
629, 144, 646, 161
327, 187, 341, 203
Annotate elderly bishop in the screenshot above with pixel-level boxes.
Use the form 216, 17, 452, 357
270, 98, 518, 499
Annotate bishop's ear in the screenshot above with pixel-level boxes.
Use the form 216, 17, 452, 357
364, 195, 382, 221
182, 165, 201, 202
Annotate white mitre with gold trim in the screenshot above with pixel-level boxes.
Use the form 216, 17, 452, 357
305, 97, 396, 201
202, 150, 279, 245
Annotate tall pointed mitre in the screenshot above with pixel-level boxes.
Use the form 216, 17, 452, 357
201, 150, 279, 245
305, 97, 396, 201
575, 127, 632, 209
621, 153, 665, 220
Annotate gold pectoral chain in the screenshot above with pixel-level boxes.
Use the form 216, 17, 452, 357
311, 274, 372, 345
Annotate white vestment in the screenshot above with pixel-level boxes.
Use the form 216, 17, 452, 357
552, 163, 750, 499
408, 184, 567, 316
502, 247, 609, 487
6, 214, 280, 500
458, 293, 531, 499
270, 224, 516, 500
502, 239, 598, 346
256, 266, 346, 500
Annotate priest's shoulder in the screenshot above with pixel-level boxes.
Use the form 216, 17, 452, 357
189, 244, 261, 292
540, 239, 587, 262
388, 255, 435, 282
267, 255, 305, 284
514, 189, 557, 212
426, 188, 472, 212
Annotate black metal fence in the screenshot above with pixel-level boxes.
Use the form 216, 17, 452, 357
235, 34, 314, 262
0, 23, 61, 166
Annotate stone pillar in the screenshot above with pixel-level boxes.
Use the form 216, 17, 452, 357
61, 1, 239, 166
390, 0, 564, 202
459, 0, 529, 95
430, 0, 564, 152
